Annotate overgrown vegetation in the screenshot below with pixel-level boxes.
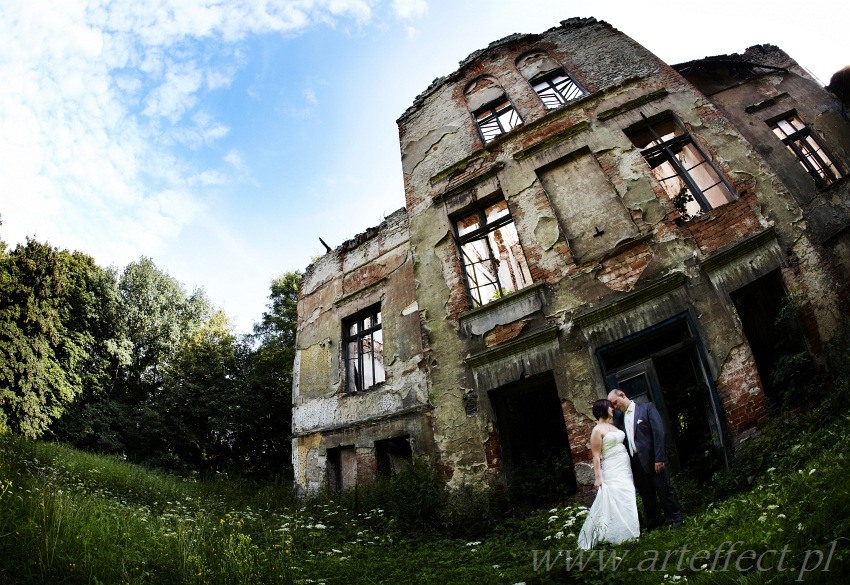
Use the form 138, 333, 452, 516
2, 235, 850, 584
2, 374, 849, 583
0, 236, 298, 480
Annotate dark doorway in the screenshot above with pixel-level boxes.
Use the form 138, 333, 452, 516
598, 314, 729, 482
375, 436, 413, 478
326, 445, 357, 492
731, 270, 813, 405
489, 371, 576, 501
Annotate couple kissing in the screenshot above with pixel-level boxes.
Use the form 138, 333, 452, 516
577, 389, 684, 549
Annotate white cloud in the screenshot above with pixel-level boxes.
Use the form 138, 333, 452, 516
303, 87, 319, 105
0, 0, 389, 272
143, 61, 204, 122
223, 150, 244, 170
392, 0, 427, 20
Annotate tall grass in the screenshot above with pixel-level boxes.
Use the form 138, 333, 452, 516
2, 369, 850, 583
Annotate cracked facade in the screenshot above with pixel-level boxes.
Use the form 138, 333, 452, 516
292, 18, 850, 497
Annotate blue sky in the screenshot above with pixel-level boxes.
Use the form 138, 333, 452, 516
1, 0, 847, 333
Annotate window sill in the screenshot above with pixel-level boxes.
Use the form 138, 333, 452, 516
815, 174, 848, 194
343, 381, 386, 395
458, 282, 546, 337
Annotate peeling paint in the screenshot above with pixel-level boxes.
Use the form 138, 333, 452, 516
293, 20, 850, 496
533, 215, 560, 250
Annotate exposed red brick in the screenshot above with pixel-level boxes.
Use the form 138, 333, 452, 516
484, 320, 528, 347
597, 243, 652, 291
343, 262, 387, 294
715, 344, 768, 441
685, 192, 763, 256
355, 451, 377, 483
561, 400, 595, 463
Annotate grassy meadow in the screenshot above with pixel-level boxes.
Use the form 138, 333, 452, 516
2, 394, 850, 584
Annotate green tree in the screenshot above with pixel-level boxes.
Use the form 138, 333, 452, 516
53, 257, 214, 464
119, 257, 207, 398
231, 271, 300, 478
153, 310, 238, 473
49, 257, 131, 451
0, 239, 86, 437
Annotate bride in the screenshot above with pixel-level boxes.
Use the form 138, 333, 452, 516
577, 398, 640, 549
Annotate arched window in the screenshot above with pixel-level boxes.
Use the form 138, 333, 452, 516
516, 51, 587, 109
464, 76, 522, 143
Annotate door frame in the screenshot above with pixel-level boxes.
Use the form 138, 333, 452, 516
596, 312, 731, 467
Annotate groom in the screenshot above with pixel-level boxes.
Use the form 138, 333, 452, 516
607, 388, 684, 530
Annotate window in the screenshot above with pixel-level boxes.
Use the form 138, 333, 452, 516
769, 114, 843, 188
531, 68, 587, 109
343, 305, 385, 392
454, 198, 533, 307
627, 116, 736, 219
473, 98, 523, 143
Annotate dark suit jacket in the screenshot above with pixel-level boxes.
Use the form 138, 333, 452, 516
614, 401, 668, 474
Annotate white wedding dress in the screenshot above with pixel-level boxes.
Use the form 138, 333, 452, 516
577, 429, 640, 549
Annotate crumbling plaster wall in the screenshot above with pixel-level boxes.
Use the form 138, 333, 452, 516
396, 20, 665, 486
680, 54, 850, 347
396, 18, 805, 487
292, 209, 431, 493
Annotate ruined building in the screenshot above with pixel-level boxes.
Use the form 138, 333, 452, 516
292, 17, 850, 496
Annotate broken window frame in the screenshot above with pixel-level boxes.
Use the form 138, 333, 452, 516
768, 112, 843, 189
627, 114, 737, 219
473, 96, 523, 143
453, 197, 533, 308
342, 304, 385, 393
530, 68, 587, 109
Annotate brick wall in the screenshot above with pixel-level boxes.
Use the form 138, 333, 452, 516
596, 243, 652, 291
484, 321, 528, 347
715, 344, 768, 441
562, 399, 595, 463
686, 192, 763, 256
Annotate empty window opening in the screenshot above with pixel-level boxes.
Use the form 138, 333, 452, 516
769, 113, 843, 188
327, 446, 357, 492
489, 371, 576, 503
343, 304, 385, 392
598, 315, 729, 482
454, 197, 533, 307
375, 436, 413, 478
473, 98, 523, 143
627, 116, 736, 219
731, 270, 814, 405
531, 68, 587, 109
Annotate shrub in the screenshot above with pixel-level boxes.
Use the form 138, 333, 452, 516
505, 451, 577, 508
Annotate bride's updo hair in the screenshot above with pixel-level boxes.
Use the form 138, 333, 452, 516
592, 398, 612, 420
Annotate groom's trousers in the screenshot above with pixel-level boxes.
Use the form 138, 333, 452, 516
631, 459, 683, 528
